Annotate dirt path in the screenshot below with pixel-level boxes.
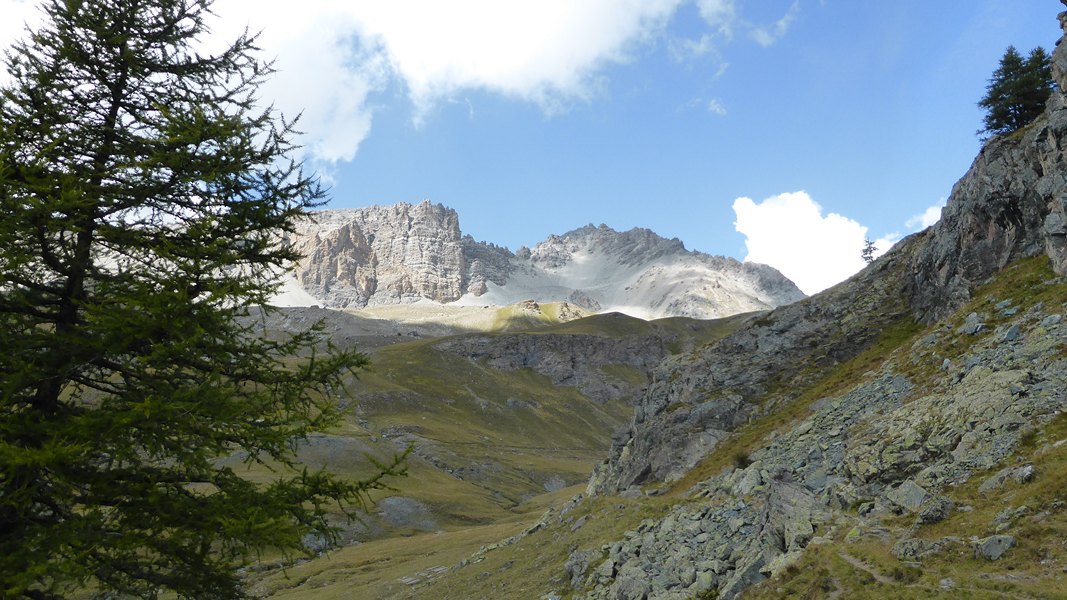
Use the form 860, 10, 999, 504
837, 552, 896, 586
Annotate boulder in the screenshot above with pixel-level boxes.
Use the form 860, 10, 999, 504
974, 535, 1016, 561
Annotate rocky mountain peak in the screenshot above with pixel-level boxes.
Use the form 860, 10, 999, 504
526, 224, 688, 269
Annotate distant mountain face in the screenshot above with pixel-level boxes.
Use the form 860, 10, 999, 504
280, 201, 805, 320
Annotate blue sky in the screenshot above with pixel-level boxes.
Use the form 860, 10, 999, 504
0, 0, 1059, 293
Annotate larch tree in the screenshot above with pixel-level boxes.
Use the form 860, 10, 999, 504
0, 1, 403, 598
978, 45, 1054, 138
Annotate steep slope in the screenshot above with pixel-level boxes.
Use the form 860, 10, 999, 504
279, 202, 804, 319
591, 5, 1067, 500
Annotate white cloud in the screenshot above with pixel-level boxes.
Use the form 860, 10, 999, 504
874, 233, 900, 254
350, 0, 683, 120
1, 0, 800, 165
0, 0, 385, 164
695, 0, 738, 40
733, 191, 872, 295
751, 1, 800, 47
707, 98, 728, 116
905, 199, 946, 230
1, 0, 684, 162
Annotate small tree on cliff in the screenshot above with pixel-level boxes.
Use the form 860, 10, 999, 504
861, 238, 877, 265
978, 45, 1054, 138
0, 1, 403, 598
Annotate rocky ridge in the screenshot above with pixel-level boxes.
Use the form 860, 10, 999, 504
281, 202, 804, 319
566, 265, 1065, 600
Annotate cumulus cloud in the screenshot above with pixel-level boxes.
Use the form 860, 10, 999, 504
706, 98, 728, 116
733, 191, 872, 295
905, 199, 946, 230
0, 0, 385, 164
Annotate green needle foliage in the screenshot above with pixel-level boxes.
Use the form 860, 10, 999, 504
978, 45, 1054, 139
0, 1, 404, 598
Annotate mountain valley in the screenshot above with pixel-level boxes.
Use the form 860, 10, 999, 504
230, 9, 1067, 600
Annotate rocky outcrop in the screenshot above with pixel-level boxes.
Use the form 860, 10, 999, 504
435, 332, 664, 405
510, 223, 806, 319
528, 225, 686, 268
286, 201, 463, 307
907, 21, 1067, 321
460, 235, 512, 297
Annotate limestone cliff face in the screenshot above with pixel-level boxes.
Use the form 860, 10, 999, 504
285, 200, 511, 308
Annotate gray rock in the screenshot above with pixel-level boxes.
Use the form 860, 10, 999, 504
377, 496, 437, 531
720, 555, 766, 600
974, 535, 1016, 561
886, 480, 930, 512
564, 549, 599, 589
978, 464, 1035, 495
613, 576, 651, 600
999, 324, 1022, 342
595, 558, 616, 580
993, 506, 1030, 528
893, 537, 955, 560
957, 312, 985, 335
918, 496, 955, 524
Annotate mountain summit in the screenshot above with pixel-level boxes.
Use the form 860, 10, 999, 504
278, 201, 804, 320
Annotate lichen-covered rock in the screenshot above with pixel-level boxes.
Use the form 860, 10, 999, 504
978, 464, 1036, 495
974, 535, 1016, 561
892, 537, 962, 561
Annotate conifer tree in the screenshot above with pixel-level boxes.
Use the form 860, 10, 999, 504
978, 45, 1054, 138
861, 238, 876, 265
0, 1, 403, 598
